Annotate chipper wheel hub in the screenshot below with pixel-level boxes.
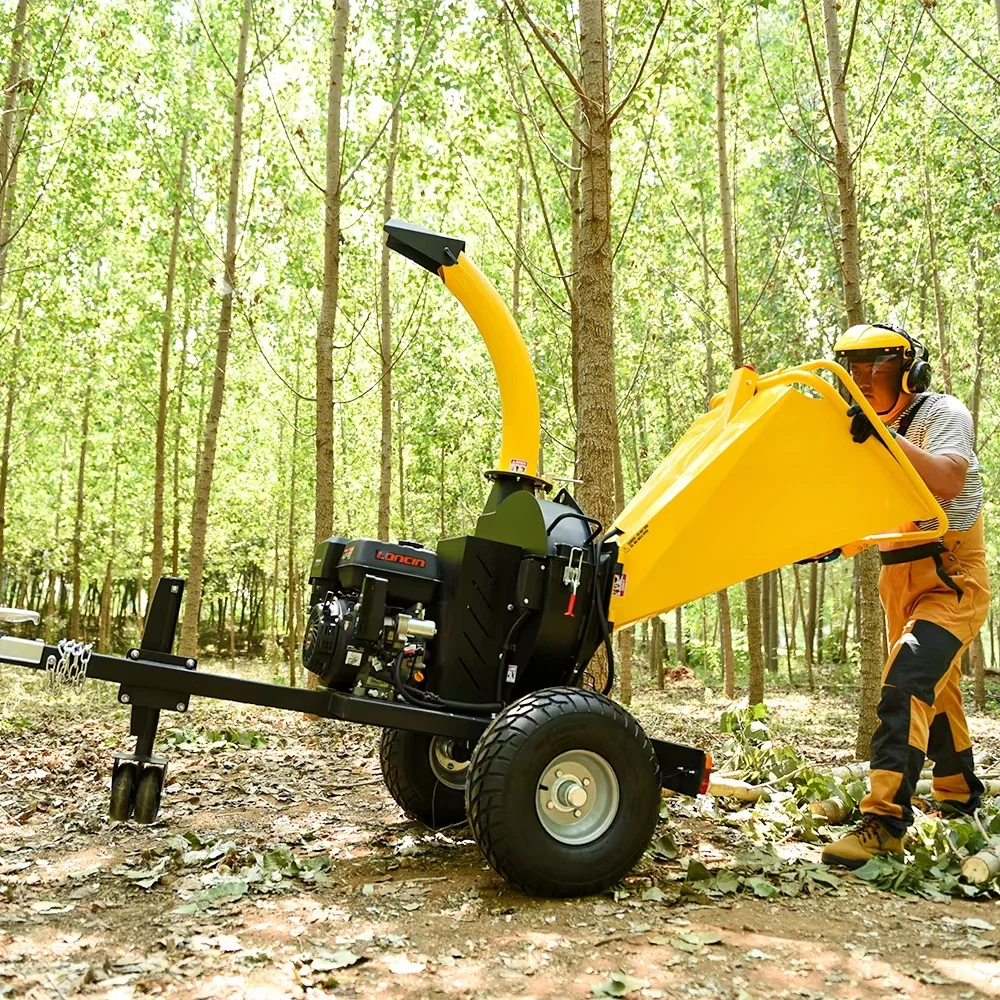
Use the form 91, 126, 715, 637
428, 737, 470, 791
536, 750, 620, 845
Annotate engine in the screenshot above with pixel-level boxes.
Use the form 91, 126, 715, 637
302, 538, 440, 698
302, 488, 621, 713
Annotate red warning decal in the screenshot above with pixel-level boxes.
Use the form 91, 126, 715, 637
612, 573, 627, 598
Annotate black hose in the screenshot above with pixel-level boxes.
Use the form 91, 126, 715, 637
565, 533, 615, 696
392, 647, 502, 715
496, 610, 533, 703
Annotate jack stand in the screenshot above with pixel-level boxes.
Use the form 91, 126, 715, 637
107, 577, 191, 824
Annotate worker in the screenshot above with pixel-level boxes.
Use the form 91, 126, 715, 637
820, 322, 991, 870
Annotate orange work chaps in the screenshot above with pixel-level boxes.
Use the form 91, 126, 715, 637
861, 516, 991, 834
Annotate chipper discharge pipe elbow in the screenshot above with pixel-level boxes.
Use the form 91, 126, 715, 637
384, 219, 541, 481
609, 363, 949, 631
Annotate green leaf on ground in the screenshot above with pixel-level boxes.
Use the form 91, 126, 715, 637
592, 972, 650, 996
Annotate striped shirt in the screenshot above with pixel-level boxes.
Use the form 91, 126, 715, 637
891, 392, 983, 532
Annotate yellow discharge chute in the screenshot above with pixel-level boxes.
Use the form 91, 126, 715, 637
609, 364, 947, 630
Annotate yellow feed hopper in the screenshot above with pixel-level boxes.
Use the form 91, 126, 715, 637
609, 363, 948, 630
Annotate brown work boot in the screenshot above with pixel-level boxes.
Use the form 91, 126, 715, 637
820, 814, 904, 870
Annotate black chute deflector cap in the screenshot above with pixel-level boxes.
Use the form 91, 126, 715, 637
384, 219, 466, 274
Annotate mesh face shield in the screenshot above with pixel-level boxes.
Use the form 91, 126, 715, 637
837, 348, 905, 415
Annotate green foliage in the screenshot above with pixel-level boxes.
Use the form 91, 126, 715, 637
162, 726, 267, 749
684, 847, 842, 899
718, 703, 802, 784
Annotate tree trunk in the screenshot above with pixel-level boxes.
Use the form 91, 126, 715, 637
717, 24, 763, 706
179, 0, 251, 658
778, 568, 793, 682
270, 447, 280, 675
973, 632, 986, 712
569, 105, 582, 428
0, 312, 20, 583
0, 0, 28, 584
797, 564, 815, 692
172, 269, 190, 575
674, 607, 685, 667
820, 0, 882, 758
69, 382, 92, 640
98, 453, 120, 653
806, 561, 818, 665
970, 246, 985, 447
651, 615, 665, 689
152, 128, 189, 596
228, 582, 237, 667
377, 14, 402, 543
840, 600, 851, 664
44, 431, 67, 642
287, 392, 299, 685
513, 167, 523, 324
816, 562, 826, 664
762, 569, 772, 670
396, 394, 406, 531
716, 28, 741, 368
314, 0, 350, 547
574, 7, 613, 504
439, 441, 446, 539
922, 162, 952, 394
574, 0, 616, 692
0, 0, 28, 308
990, 610, 996, 672
699, 176, 733, 696
719, 589, 734, 699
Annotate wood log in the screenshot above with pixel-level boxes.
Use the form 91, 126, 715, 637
914, 778, 1000, 798
808, 798, 852, 824
706, 776, 769, 801
962, 851, 1000, 885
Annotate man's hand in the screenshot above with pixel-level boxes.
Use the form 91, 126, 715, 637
847, 403, 896, 447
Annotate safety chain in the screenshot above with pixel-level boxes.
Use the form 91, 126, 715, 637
44, 638, 93, 687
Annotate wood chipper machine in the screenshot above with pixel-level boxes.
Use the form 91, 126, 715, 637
0, 221, 949, 898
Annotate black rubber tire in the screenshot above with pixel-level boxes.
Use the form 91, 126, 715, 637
379, 729, 468, 829
133, 767, 163, 824
109, 762, 137, 822
465, 687, 660, 897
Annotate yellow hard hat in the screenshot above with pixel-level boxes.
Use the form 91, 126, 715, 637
833, 323, 910, 353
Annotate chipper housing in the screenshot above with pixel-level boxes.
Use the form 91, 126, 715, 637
0, 220, 948, 898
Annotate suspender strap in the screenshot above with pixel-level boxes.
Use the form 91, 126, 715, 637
879, 541, 964, 600
896, 394, 930, 439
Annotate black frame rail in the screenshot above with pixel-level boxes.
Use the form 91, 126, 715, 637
0, 576, 708, 798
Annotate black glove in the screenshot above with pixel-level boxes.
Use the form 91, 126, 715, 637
847, 404, 896, 448
796, 548, 842, 565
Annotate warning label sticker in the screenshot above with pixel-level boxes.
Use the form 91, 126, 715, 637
508, 458, 528, 474
612, 573, 627, 598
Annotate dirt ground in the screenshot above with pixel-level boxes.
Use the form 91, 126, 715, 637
3, 662, 1000, 1000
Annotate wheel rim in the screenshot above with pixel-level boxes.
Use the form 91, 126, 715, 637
535, 749, 620, 845
428, 737, 469, 790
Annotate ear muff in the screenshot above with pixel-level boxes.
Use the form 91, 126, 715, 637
903, 352, 932, 393
871, 323, 932, 395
